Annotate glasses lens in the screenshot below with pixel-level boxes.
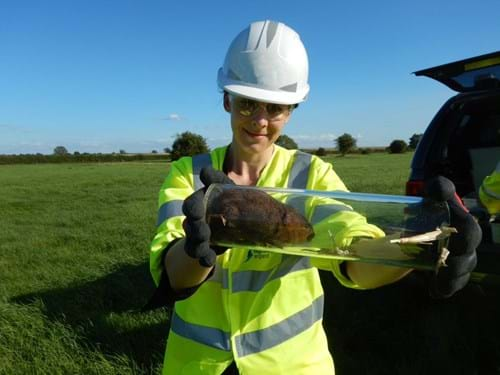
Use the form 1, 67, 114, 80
232, 96, 291, 119
266, 103, 287, 117
236, 98, 257, 117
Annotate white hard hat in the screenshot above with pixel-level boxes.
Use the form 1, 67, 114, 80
217, 20, 309, 105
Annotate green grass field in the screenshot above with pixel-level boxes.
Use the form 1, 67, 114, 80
1, 153, 499, 374
323, 152, 413, 194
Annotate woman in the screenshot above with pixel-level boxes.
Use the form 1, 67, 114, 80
149, 20, 473, 374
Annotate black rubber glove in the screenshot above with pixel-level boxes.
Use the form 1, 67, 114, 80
425, 176, 482, 298
182, 166, 234, 267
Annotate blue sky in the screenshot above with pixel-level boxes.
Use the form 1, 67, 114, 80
1, 0, 499, 154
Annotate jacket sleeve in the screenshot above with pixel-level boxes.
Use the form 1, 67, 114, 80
306, 156, 385, 289
150, 157, 194, 286
479, 161, 500, 215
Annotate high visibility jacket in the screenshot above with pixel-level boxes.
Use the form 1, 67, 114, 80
479, 161, 500, 215
150, 145, 384, 374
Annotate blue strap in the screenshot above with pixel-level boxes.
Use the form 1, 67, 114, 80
171, 311, 231, 351
192, 153, 212, 190
287, 151, 312, 189
235, 295, 324, 357
231, 256, 311, 293
156, 200, 184, 226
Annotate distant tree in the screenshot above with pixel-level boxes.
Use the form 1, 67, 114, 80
53, 146, 69, 156
163, 147, 171, 154
119, 149, 126, 154
171, 131, 209, 161
73, 151, 80, 156
335, 133, 356, 156
409, 133, 423, 150
315, 147, 327, 156
275, 134, 298, 149
389, 139, 408, 154
151, 150, 158, 154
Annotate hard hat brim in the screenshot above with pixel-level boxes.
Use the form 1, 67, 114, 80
219, 72, 309, 105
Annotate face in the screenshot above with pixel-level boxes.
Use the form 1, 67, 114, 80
224, 94, 293, 155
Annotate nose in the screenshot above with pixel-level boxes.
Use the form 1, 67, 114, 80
250, 106, 269, 127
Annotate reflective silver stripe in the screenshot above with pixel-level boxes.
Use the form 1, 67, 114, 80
286, 195, 308, 218
311, 204, 352, 225
222, 267, 229, 289
288, 151, 312, 189
156, 200, 184, 226
232, 256, 311, 293
206, 264, 230, 290
171, 310, 231, 351
482, 185, 500, 200
206, 263, 223, 283
192, 153, 212, 190
235, 294, 324, 357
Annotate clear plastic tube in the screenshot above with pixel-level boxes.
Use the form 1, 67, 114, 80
204, 184, 452, 271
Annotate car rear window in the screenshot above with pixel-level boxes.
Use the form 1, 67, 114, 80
451, 65, 500, 91
414, 51, 500, 92
444, 95, 500, 195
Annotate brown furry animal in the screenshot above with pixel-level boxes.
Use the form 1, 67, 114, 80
206, 187, 314, 247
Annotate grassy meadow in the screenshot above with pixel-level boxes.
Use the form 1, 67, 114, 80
1, 153, 499, 374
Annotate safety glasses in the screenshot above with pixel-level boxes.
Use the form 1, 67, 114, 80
230, 96, 295, 120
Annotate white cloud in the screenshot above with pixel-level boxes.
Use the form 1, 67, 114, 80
0, 123, 31, 133
78, 140, 107, 148
0, 140, 52, 154
206, 135, 232, 148
290, 133, 337, 141
165, 113, 182, 121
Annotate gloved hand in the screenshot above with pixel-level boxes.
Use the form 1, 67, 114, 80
182, 166, 234, 267
424, 176, 482, 298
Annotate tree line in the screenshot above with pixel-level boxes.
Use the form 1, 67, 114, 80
0, 152, 169, 164
0, 132, 423, 164
334, 133, 422, 156
167, 131, 423, 159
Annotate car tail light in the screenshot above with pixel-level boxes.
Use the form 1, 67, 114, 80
406, 180, 470, 214
406, 180, 425, 197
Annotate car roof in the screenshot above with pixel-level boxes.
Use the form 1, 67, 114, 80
413, 51, 500, 92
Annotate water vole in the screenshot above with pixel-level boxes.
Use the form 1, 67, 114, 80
206, 188, 314, 247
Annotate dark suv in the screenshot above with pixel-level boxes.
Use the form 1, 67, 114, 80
406, 51, 500, 277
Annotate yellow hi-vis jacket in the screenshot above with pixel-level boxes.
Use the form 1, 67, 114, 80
150, 145, 384, 374
479, 161, 500, 215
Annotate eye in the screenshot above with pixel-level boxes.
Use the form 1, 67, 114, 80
238, 99, 257, 116
266, 104, 283, 116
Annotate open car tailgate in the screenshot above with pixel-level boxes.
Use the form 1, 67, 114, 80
414, 51, 500, 92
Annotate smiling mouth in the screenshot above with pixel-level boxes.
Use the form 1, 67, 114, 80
245, 129, 267, 137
